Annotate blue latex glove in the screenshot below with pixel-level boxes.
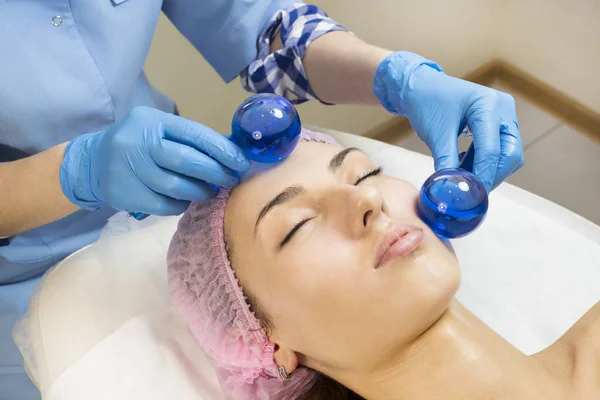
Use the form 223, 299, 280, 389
373, 52, 524, 192
60, 107, 250, 215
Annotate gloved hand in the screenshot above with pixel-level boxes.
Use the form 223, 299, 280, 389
60, 106, 250, 215
373, 51, 524, 192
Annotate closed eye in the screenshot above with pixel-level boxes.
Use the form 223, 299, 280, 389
279, 166, 383, 249
354, 166, 383, 185
279, 217, 311, 249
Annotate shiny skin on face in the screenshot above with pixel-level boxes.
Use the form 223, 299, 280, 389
225, 141, 460, 374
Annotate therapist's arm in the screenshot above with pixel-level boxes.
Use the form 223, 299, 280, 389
0, 143, 79, 237
271, 31, 392, 106
248, 3, 523, 191
242, 3, 390, 106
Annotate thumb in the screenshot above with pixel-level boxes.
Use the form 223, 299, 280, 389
429, 131, 460, 172
469, 113, 500, 193
159, 111, 250, 172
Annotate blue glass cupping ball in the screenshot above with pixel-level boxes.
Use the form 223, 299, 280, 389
231, 93, 302, 163
417, 168, 489, 239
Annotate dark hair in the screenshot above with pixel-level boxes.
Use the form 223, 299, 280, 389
297, 374, 365, 400
297, 374, 359, 400
225, 231, 366, 400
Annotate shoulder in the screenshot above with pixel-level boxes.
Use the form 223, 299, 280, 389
534, 301, 600, 398
566, 301, 600, 352
567, 301, 600, 398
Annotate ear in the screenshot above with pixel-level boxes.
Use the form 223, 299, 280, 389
273, 343, 299, 374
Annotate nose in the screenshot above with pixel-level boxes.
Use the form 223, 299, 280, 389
343, 185, 384, 238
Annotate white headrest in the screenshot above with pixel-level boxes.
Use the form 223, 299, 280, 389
14, 131, 600, 399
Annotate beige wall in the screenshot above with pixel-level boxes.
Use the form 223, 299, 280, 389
145, 0, 495, 135
145, 0, 598, 135
289, 0, 496, 134
493, 0, 600, 113
145, 15, 250, 134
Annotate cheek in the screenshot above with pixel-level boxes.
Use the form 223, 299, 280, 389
378, 178, 420, 218
266, 234, 368, 334
277, 235, 361, 303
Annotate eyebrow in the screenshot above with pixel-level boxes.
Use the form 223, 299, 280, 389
328, 147, 361, 173
254, 147, 362, 234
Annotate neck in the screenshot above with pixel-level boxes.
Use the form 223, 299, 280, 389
339, 300, 568, 400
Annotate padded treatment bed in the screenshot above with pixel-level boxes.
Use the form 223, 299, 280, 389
13, 129, 600, 399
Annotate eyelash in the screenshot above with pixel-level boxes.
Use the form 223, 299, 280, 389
354, 166, 384, 185
279, 166, 384, 249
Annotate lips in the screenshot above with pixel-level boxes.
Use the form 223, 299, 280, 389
375, 225, 425, 268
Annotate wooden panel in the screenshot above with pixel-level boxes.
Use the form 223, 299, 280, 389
365, 59, 500, 141
496, 60, 600, 143
366, 59, 600, 143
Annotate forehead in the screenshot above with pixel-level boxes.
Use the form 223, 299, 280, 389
226, 142, 347, 230
231, 141, 342, 203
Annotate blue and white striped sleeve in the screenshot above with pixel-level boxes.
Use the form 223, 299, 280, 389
239, 3, 348, 105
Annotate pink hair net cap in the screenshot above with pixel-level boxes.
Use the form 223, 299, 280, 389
167, 129, 339, 399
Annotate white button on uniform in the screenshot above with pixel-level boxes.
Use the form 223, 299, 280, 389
51, 16, 63, 27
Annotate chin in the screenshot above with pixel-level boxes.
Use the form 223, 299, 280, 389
418, 267, 459, 325
409, 246, 461, 303
377, 256, 459, 345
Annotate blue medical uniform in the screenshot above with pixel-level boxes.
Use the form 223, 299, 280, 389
0, 0, 294, 398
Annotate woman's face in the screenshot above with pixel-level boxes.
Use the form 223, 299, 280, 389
225, 141, 460, 375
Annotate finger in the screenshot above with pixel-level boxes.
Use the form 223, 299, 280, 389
491, 120, 524, 190
430, 131, 460, 172
152, 139, 240, 188
158, 111, 250, 172
508, 152, 525, 178
147, 171, 218, 203
127, 190, 191, 216
137, 162, 218, 203
147, 196, 191, 216
469, 110, 501, 192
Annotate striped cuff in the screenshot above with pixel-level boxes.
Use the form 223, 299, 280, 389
240, 3, 348, 105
